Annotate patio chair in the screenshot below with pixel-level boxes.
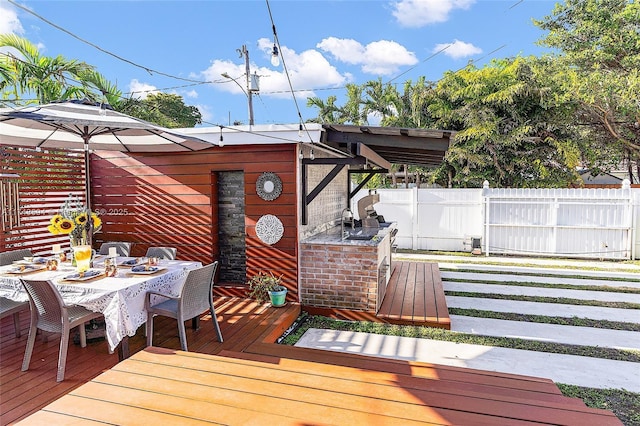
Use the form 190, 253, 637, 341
0, 249, 34, 266
20, 279, 103, 382
145, 261, 223, 351
98, 242, 131, 257
145, 246, 177, 260
0, 297, 29, 337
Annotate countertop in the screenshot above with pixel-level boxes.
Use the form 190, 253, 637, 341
301, 222, 397, 246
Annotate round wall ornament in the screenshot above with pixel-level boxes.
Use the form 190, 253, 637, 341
256, 172, 282, 201
255, 214, 284, 245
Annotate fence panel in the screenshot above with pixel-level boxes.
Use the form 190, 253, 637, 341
485, 187, 633, 259
353, 185, 637, 260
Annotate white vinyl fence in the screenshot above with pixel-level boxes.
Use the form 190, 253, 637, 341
353, 182, 639, 260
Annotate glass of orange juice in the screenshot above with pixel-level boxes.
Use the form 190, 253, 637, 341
73, 245, 92, 273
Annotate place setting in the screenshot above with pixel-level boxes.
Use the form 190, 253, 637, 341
127, 257, 167, 276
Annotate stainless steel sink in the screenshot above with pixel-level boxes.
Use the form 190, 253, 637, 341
345, 234, 374, 240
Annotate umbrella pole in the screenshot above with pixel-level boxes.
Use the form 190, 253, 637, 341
83, 134, 93, 248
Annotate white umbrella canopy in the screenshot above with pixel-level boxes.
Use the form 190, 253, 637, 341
0, 100, 215, 245
0, 100, 213, 152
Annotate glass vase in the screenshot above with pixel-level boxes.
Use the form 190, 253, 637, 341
73, 245, 92, 273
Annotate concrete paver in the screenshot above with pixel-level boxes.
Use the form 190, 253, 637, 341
295, 328, 640, 391
449, 315, 640, 350
446, 296, 640, 323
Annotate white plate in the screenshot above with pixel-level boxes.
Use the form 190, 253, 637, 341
5, 265, 47, 274
128, 266, 167, 275
62, 269, 105, 282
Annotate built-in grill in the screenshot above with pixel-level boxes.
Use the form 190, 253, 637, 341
357, 193, 383, 228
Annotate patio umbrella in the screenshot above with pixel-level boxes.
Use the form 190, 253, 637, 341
0, 99, 214, 244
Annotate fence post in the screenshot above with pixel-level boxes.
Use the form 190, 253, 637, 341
412, 187, 418, 250
622, 179, 636, 260
482, 180, 490, 256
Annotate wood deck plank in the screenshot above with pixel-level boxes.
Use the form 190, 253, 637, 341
410, 261, 425, 322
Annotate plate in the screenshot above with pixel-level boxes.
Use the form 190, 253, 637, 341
63, 269, 105, 282
129, 265, 166, 275
14, 257, 49, 265
5, 264, 47, 274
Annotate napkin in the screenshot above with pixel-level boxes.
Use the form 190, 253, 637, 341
131, 265, 157, 273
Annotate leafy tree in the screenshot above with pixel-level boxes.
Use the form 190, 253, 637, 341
534, 0, 640, 181
306, 95, 345, 124
428, 57, 581, 188
121, 93, 202, 128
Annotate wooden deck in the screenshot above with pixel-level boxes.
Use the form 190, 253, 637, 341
1, 288, 623, 425
378, 261, 450, 328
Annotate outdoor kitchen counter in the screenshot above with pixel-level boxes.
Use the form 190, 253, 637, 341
301, 222, 397, 245
299, 222, 397, 312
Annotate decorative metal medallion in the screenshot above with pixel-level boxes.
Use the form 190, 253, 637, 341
256, 172, 282, 201
255, 214, 284, 245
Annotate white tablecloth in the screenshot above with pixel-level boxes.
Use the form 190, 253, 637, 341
0, 258, 202, 351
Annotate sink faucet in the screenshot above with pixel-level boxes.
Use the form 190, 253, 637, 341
341, 207, 353, 240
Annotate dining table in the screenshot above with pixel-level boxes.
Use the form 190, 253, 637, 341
0, 255, 202, 359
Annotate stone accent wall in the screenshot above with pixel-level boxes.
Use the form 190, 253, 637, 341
299, 242, 379, 311
218, 171, 246, 283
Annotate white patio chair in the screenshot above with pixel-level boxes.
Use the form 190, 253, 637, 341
145, 246, 177, 260
98, 242, 131, 257
20, 279, 103, 382
0, 249, 34, 266
145, 262, 223, 351
0, 297, 29, 337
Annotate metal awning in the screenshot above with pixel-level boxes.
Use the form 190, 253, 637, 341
321, 124, 453, 168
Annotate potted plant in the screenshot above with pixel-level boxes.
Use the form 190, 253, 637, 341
247, 271, 287, 307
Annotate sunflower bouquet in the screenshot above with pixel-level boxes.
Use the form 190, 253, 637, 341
48, 195, 102, 246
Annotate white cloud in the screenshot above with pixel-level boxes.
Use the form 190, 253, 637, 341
433, 39, 482, 59
317, 37, 418, 76
392, 0, 475, 27
0, 0, 24, 34
128, 79, 160, 100
201, 38, 349, 101
184, 89, 198, 99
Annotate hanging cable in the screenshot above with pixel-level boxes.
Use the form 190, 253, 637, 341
7, 0, 212, 84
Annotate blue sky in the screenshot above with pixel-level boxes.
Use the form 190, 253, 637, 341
1, 0, 557, 127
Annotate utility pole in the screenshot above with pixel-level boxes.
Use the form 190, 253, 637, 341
238, 45, 254, 126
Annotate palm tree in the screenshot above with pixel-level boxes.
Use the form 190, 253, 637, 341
0, 34, 96, 104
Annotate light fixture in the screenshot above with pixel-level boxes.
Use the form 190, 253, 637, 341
270, 44, 280, 67
298, 123, 303, 138
219, 126, 224, 147
99, 101, 107, 116
309, 148, 314, 160
298, 150, 304, 160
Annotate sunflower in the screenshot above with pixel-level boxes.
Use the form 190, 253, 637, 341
50, 214, 64, 226
75, 213, 88, 226
57, 218, 75, 234
91, 213, 102, 229
47, 224, 61, 235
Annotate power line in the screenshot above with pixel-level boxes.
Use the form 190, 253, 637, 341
7, 0, 213, 85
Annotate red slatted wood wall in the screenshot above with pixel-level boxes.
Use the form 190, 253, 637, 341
1, 146, 86, 254
91, 144, 299, 298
